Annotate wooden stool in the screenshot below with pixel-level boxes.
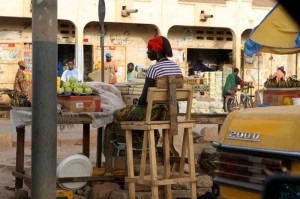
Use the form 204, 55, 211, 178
120, 77, 197, 199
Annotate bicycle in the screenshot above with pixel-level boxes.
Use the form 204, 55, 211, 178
224, 83, 254, 113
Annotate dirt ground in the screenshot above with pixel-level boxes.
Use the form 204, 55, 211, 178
0, 146, 31, 199
0, 144, 99, 199
0, 115, 217, 198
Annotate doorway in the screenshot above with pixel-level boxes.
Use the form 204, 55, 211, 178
187, 48, 232, 71
58, 44, 75, 70
83, 45, 93, 81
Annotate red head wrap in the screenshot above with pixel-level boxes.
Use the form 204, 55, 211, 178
147, 36, 163, 52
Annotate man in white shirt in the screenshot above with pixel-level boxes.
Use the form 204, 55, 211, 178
61, 60, 82, 82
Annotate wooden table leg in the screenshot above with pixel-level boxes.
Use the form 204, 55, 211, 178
15, 126, 25, 189
83, 124, 90, 157
218, 124, 222, 133
96, 127, 103, 167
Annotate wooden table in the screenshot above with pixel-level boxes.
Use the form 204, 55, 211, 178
10, 109, 114, 190
190, 113, 228, 132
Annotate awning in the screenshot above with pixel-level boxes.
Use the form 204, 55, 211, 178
244, 3, 300, 56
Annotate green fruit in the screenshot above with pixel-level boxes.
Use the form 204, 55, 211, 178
65, 87, 72, 92
69, 76, 77, 84
74, 87, 83, 94
84, 87, 92, 94
82, 82, 90, 88
63, 82, 71, 88
57, 87, 64, 94
71, 82, 78, 89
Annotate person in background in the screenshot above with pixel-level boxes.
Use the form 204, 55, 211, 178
188, 65, 194, 76
222, 67, 245, 97
104, 52, 118, 84
57, 59, 64, 77
270, 66, 286, 83
137, 36, 183, 105
60, 59, 82, 82
14, 60, 30, 97
127, 62, 136, 80
192, 58, 214, 73
103, 35, 183, 171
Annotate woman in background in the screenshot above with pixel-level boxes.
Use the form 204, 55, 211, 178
14, 61, 29, 97
270, 66, 286, 82
12, 60, 31, 107
103, 35, 183, 172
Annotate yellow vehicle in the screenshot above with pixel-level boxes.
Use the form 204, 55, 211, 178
213, 105, 300, 199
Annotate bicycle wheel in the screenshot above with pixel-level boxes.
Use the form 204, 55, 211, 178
243, 94, 254, 108
245, 98, 254, 108
225, 96, 239, 112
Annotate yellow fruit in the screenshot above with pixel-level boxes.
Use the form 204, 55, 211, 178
57, 77, 61, 88
283, 97, 292, 105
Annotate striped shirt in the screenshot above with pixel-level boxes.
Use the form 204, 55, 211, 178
146, 59, 182, 79
138, 59, 183, 105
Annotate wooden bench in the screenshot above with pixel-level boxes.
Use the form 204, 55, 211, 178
120, 76, 197, 199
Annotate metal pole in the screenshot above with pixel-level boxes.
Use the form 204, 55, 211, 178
258, 54, 260, 90
98, 0, 106, 82
100, 24, 105, 82
31, 0, 58, 198
97, 0, 106, 168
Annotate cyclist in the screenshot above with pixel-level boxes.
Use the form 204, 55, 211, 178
222, 68, 246, 105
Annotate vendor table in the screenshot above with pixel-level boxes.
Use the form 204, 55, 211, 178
10, 109, 114, 189
263, 88, 300, 106
190, 113, 228, 132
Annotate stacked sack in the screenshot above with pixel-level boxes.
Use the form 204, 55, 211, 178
191, 99, 210, 114
209, 100, 225, 114
191, 99, 225, 114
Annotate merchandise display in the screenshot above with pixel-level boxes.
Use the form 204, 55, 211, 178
115, 78, 145, 105
57, 77, 93, 96
191, 99, 225, 114
56, 154, 93, 190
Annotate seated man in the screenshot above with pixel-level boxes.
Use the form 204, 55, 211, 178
192, 59, 214, 74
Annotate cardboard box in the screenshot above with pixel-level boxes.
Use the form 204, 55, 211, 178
57, 95, 101, 113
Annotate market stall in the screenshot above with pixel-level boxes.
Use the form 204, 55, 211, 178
10, 81, 126, 190
11, 109, 115, 189
262, 87, 300, 106
244, 2, 300, 104
10, 109, 112, 189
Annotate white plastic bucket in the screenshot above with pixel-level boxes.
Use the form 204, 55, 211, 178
292, 98, 300, 105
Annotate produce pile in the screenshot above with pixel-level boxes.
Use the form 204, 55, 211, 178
264, 75, 300, 88
191, 99, 225, 114
11, 95, 31, 107
57, 76, 93, 95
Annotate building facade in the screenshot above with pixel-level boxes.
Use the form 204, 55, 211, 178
1, 0, 297, 103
